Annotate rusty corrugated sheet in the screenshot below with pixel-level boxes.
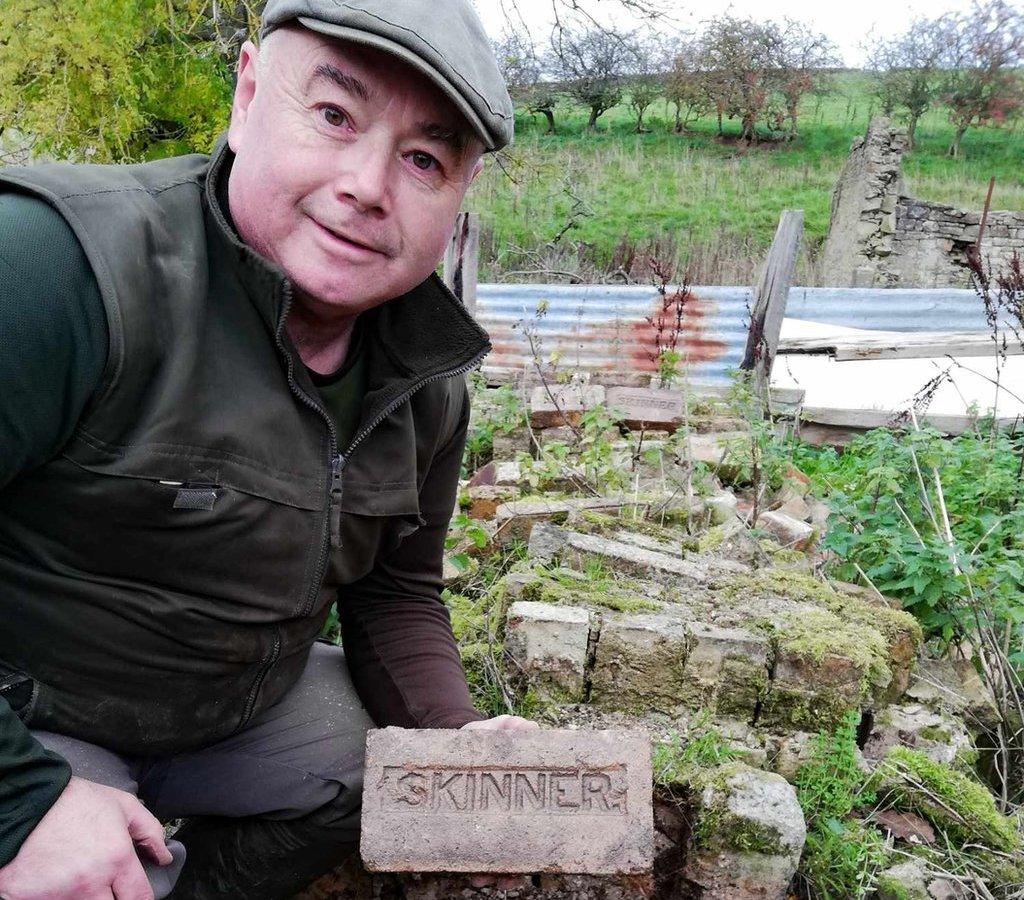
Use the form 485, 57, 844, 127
474, 284, 996, 386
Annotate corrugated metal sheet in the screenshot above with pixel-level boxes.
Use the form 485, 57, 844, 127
475, 283, 999, 386
477, 283, 751, 385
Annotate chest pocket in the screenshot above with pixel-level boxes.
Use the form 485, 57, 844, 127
329, 478, 423, 586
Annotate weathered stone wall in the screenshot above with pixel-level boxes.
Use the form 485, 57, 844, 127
822, 117, 1024, 287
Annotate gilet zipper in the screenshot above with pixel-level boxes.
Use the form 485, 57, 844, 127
239, 282, 488, 728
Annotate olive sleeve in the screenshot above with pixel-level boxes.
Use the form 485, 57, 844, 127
0, 191, 108, 866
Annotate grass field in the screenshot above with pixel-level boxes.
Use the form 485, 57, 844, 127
468, 71, 1024, 285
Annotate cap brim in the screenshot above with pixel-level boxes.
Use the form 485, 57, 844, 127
295, 16, 497, 151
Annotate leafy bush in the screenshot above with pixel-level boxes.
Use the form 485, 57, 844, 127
794, 425, 1024, 651
0, 0, 238, 161
794, 711, 888, 899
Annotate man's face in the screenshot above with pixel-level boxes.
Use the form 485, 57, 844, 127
227, 26, 484, 318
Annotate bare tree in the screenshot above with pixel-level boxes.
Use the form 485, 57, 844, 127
938, 0, 1024, 157
866, 18, 947, 147
550, 23, 633, 131
695, 15, 784, 143
776, 20, 838, 139
493, 28, 561, 134
664, 36, 705, 132
625, 34, 668, 133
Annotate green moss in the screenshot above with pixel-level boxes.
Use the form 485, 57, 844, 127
690, 764, 787, 856
869, 747, 1021, 854
778, 607, 891, 691
875, 870, 926, 900
521, 568, 662, 613
917, 725, 952, 743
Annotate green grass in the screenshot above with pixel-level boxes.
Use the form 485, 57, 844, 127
468, 71, 1024, 284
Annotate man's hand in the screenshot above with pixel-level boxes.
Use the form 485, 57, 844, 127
0, 776, 172, 900
461, 714, 538, 889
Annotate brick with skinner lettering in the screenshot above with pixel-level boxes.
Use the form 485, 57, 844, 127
606, 387, 685, 431
360, 727, 653, 874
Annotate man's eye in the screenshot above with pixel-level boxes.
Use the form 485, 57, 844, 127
322, 106, 347, 128
410, 151, 437, 171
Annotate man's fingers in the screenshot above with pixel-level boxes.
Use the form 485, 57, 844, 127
119, 797, 173, 866
111, 857, 155, 900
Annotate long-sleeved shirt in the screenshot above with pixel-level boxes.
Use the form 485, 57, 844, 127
0, 190, 482, 868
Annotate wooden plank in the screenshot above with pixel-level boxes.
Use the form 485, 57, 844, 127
779, 330, 1022, 361
798, 405, 1020, 435
740, 210, 804, 406
443, 211, 480, 316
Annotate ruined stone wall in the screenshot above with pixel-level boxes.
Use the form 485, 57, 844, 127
821, 117, 1024, 288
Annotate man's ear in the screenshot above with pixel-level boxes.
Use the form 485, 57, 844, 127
468, 156, 484, 185
228, 40, 260, 153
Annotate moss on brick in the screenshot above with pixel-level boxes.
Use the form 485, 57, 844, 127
869, 747, 1021, 855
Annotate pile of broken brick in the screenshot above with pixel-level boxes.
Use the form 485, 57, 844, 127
301, 382, 1005, 900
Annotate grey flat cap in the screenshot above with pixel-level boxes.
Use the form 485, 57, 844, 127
259, 0, 513, 150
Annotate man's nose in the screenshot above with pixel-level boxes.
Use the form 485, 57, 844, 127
333, 134, 390, 215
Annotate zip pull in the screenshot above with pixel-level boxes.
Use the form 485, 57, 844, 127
329, 453, 345, 549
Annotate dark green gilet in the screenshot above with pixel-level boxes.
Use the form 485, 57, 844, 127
0, 140, 489, 754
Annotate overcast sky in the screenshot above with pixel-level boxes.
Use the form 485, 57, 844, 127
474, 0, 980, 68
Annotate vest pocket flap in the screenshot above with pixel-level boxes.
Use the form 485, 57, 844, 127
63, 444, 323, 511
339, 479, 421, 518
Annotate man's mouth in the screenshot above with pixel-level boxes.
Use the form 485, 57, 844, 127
311, 218, 389, 257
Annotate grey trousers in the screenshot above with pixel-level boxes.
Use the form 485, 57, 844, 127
32, 641, 375, 897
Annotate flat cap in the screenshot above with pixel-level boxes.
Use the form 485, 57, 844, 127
259, 0, 514, 151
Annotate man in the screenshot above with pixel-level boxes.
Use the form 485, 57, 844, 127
0, 1, 534, 897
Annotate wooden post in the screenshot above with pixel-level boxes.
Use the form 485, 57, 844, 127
443, 211, 480, 317
740, 209, 803, 410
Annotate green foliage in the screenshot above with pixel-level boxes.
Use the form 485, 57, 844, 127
517, 403, 628, 493
794, 426, 1024, 649
444, 512, 489, 573
463, 375, 527, 473
795, 711, 888, 899
651, 712, 738, 788
0, 0, 238, 162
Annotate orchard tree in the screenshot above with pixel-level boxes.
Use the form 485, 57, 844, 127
695, 15, 784, 142
866, 18, 947, 147
664, 37, 706, 132
493, 28, 561, 134
938, 0, 1024, 157
625, 35, 668, 133
550, 24, 633, 131
776, 20, 838, 138
0, 0, 241, 162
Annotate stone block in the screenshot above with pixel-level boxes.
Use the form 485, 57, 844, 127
491, 428, 531, 458
759, 642, 866, 730
756, 510, 814, 551
905, 656, 1000, 729
559, 528, 730, 584
590, 611, 693, 714
494, 460, 521, 487
505, 601, 592, 702
707, 491, 739, 525
681, 624, 770, 718
605, 387, 684, 431
536, 425, 577, 446
529, 384, 605, 429
496, 497, 629, 547
862, 703, 974, 766
688, 431, 748, 465
466, 485, 517, 520
684, 764, 805, 900
360, 727, 654, 874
